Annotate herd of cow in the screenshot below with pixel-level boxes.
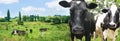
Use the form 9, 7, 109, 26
11, 28, 48, 36
59, 0, 120, 41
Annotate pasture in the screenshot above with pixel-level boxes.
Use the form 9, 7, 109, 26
0, 22, 120, 41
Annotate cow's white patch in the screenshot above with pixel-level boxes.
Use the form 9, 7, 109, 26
110, 4, 117, 16
103, 30, 107, 39
110, 4, 117, 25
76, 1, 81, 4
14, 30, 17, 34
94, 14, 101, 21
96, 13, 107, 28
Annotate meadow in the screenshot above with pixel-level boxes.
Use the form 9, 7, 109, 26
0, 22, 120, 41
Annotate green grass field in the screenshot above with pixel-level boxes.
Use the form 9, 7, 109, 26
0, 22, 120, 41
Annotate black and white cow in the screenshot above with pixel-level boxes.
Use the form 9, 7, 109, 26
59, 0, 97, 41
94, 3, 120, 41
11, 29, 26, 36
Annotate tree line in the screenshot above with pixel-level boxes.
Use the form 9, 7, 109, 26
0, 9, 70, 25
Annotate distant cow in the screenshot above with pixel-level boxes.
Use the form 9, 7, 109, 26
39, 28, 48, 32
11, 29, 26, 36
30, 29, 33, 33
59, 0, 97, 41
94, 3, 120, 41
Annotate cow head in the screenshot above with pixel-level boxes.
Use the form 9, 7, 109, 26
102, 4, 120, 28
59, 0, 97, 34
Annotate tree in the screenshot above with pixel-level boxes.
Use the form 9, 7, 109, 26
30, 15, 35, 22
45, 16, 53, 22
34, 15, 37, 21
17, 11, 23, 25
52, 16, 62, 24
61, 16, 70, 23
36, 15, 39, 21
23, 15, 27, 21
6, 9, 10, 22
39, 17, 46, 22
19, 11, 22, 21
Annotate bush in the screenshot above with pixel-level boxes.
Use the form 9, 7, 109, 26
0, 18, 6, 22
52, 16, 62, 24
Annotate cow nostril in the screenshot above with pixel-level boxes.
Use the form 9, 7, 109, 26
74, 28, 84, 31
113, 24, 115, 26
112, 24, 115, 27
73, 29, 77, 32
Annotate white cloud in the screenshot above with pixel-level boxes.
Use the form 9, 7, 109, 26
22, 6, 45, 12
0, 0, 19, 4
45, 0, 70, 16
21, 6, 46, 15
45, 0, 59, 8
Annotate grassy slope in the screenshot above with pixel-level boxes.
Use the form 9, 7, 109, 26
0, 22, 120, 41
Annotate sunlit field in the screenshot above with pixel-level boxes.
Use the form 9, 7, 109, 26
0, 22, 120, 41
0, 22, 70, 41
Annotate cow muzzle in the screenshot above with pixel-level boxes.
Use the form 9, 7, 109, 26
72, 26, 84, 34
109, 22, 117, 28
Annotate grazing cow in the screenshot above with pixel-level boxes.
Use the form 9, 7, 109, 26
59, 0, 97, 41
39, 28, 48, 32
30, 29, 33, 33
94, 3, 120, 41
11, 29, 26, 36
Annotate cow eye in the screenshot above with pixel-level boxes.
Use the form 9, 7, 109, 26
108, 12, 111, 17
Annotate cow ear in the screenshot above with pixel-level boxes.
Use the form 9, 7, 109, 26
102, 9, 109, 13
87, 3, 97, 9
59, 1, 70, 8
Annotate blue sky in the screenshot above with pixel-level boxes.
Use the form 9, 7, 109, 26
0, 0, 71, 18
